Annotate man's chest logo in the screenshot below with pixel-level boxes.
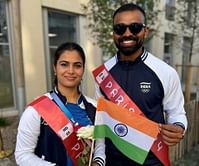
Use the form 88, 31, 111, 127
140, 82, 151, 93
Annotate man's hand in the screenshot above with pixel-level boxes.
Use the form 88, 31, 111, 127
159, 124, 184, 146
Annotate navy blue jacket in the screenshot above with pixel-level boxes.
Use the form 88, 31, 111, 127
34, 91, 96, 166
96, 49, 186, 166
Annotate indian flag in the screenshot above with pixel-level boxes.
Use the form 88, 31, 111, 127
94, 97, 159, 165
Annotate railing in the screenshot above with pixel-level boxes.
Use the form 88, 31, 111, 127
170, 100, 199, 162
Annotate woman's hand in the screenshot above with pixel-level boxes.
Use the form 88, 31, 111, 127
159, 123, 184, 146
76, 125, 94, 139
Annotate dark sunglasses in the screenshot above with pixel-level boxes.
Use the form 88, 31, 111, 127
113, 23, 146, 35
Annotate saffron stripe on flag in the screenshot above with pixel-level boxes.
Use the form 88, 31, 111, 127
94, 125, 148, 164
96, 97, 159, 138
95, 111, 155, 151
94, 97, 159, 164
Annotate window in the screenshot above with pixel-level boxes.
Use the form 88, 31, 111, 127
165, 0, 175, 21
0, 0, 14, 108
164, 33, 174, 65
43, 9, 79, 89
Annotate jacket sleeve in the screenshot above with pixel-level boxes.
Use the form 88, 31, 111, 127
84, 95, 106, 166
163, 70, 188, 130
15, 106, 56, 166
93, 139, 106, 166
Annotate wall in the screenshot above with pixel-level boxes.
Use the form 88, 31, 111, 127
20, 0, 102, 104
20, 0, 46, 103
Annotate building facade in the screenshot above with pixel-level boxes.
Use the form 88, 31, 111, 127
0, 0, 102, 116
149, 0, 199, 99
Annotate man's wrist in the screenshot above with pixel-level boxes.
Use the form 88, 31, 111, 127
174, 122, 186, 137
173, 122, 185, 130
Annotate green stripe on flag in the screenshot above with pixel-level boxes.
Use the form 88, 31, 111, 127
94, 125, 148, 164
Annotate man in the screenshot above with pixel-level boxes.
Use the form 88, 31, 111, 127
93, 3, 187, 166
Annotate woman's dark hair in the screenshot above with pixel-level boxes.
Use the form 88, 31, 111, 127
113, 3, 146, 24
54, 42, 86, 67
53, 42, 86, 85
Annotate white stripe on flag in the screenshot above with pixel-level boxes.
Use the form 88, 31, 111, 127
95, 111, 155, 151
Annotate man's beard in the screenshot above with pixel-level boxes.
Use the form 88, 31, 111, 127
115, 36, 144, 56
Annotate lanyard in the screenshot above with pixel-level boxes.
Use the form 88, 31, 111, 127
51, 92, 78, 126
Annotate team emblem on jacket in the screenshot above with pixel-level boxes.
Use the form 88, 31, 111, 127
140, 82, 151, 93
114, 123, 128, 137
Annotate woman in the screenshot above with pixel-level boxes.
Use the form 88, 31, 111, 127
15, 42, 105, 166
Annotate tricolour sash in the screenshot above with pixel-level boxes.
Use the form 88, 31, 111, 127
93, 64, 170, 166
29, 95, 84, 166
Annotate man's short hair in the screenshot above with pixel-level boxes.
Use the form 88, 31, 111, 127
113, 3, 146, 23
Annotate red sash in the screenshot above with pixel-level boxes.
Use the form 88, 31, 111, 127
29, 95, 84, 166
93, 64, 170, 166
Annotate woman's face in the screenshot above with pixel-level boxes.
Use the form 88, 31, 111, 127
54, 50, 84, 91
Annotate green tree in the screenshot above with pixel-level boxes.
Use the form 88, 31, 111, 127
0, 117, 12, 159
82, 0, 161, 60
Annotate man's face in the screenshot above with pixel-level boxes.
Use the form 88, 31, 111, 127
113, 10, 148, 56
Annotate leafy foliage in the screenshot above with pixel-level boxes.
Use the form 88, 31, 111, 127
0, 117, 11, 153
82, 0, 161, 59
0, 118, 10, 127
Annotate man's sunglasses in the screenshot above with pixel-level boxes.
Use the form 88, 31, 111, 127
113, 23, 146, 35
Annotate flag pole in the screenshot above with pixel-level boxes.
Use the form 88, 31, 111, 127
88, 139, 94, 166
